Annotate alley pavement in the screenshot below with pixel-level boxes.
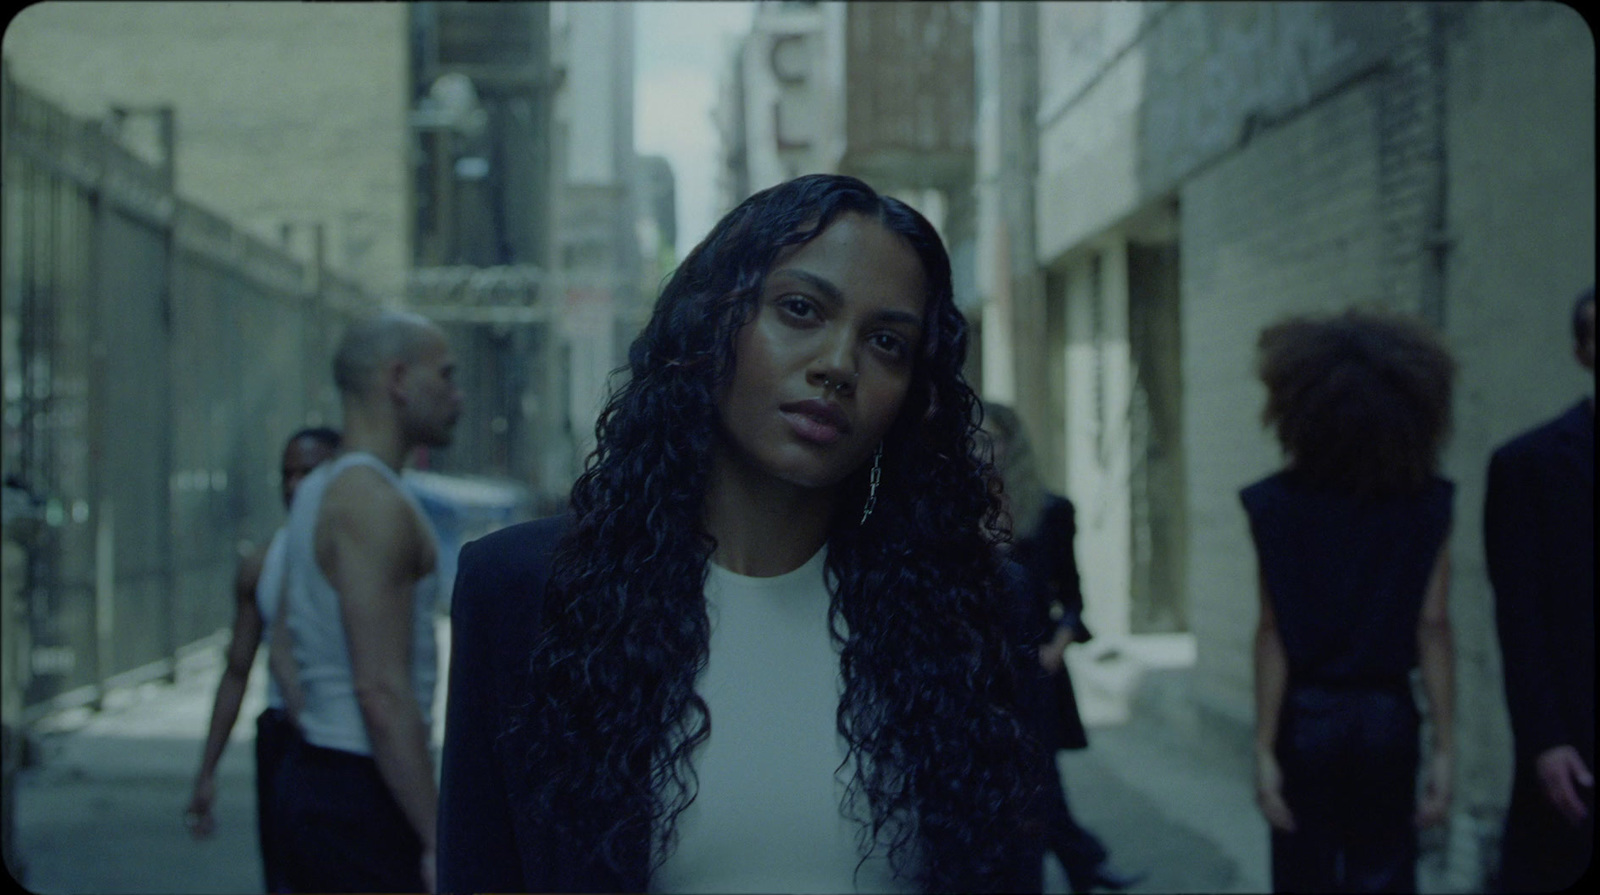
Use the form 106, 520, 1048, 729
6, 625, 1271, 894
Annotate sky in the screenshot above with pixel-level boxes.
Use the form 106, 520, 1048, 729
633, 1, 756, 260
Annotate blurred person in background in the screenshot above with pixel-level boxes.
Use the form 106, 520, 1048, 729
184, 426, 339, 893
1487, 285, 1594, 893
276, 310, 461, 893
983, 402, 1142, 894
438, 173, 1049, 894
1242, 308, 1457, 894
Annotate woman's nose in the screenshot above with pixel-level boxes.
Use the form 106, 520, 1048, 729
811, 340, 860, 393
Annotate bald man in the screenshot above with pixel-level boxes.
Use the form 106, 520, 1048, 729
274, 311, 462, 893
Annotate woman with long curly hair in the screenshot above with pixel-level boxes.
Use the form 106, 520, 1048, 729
436, 174, 1048, 894
1243, 308, 1458, 893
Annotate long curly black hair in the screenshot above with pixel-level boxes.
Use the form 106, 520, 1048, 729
1256, 307, 1456, 499
509, 174, 1047, 892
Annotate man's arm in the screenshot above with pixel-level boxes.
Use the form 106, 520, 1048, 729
1487, 443, 1594, 824
184, 546, 266, 838
318, 470, 438, 879
1252, 567, 1295, 832
1485, 448, 1569, 758
1414, 546, 1454, 827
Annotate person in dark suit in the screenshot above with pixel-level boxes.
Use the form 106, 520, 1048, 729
1243, 309, 1458, 894
1487, 285, 1595, 893
984, 403, 1141, 894
437, 175, 1051, 894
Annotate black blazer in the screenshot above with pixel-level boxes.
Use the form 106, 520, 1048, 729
1011, 495, 1092, 644
1009, 494, 1090, 751
1486, 400, 1596, 772
436, 514, 644, 893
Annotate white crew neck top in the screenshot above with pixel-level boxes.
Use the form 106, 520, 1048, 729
650, 546, 916, 894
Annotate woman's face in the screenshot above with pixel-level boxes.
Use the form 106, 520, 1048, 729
716, 212, 929, 492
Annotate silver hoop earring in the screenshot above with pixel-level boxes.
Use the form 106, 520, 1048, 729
859, 445, 882, 525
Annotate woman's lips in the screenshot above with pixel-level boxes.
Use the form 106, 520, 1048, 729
782, 410, 843, 445
780, 400, 849, 445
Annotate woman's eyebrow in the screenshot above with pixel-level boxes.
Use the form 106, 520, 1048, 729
773, 268, 843, 305
774, 268, 924, 329
873, 308, 924, 330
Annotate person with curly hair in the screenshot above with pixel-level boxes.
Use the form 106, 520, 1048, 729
436, 174, 1049, 894
1242, 308, 1458, 893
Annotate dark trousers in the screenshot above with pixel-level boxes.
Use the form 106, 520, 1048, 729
254, 708, 299, 894
275, 738, 425, 894
1040, 755, 1110, 889
1272, 684, 1420, 894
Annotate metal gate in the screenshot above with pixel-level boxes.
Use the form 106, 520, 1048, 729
2, 65, 371, 718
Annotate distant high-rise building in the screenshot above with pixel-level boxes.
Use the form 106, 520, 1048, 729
635, 154, 678, 301
408, 0, 552, 270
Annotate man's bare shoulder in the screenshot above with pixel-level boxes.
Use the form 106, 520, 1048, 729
318, 465, 414, 536
314, 463, 433, 584
321, 463, 403, 504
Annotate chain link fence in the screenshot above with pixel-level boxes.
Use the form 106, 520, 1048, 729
2, 65, 376, 723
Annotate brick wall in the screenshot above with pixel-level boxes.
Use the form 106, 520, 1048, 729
1434, 3, 1595, 883
1024, 2, 1594, 886
1181, 77, 1389, 724
3, 2, 409, 296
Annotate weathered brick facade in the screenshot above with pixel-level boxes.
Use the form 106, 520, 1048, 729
981, 2, 1594, 887
1182, 74, 1390, 724
3, 2, 409, 296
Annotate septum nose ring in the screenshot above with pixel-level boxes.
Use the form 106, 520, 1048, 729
821, 373, 853, 393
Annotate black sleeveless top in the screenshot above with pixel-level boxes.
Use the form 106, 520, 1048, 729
1240, 470, 1454, 690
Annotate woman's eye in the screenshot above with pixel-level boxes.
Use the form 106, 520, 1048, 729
872, 332, 910, 361
778, 296, 816, 319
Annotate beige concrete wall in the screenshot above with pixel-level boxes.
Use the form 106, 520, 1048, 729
552, 1, 636, 469
1034, 1, 1149, 262
975, 2, 1015, 405
1029, 5, 1145, 631
1021, 3, 1593, 885
3, 1, 409, 296
1436, 2, 1595, 875
1057, 238, 1136, 642
563, 3, 625, 189
1034, 2, 1404, 266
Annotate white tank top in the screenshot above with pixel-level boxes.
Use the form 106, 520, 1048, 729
281, 452, 440, 755
254, 527, 288, 709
